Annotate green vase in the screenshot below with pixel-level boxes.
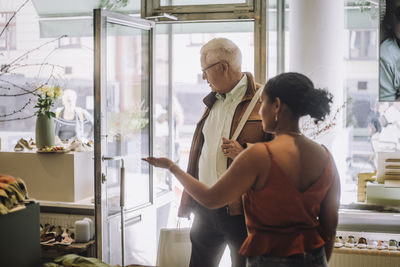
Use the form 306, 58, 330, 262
35, 114, 55, 149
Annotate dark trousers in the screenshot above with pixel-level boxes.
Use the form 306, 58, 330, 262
189, 204, 247, 267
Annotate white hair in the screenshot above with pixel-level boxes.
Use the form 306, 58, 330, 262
200, 38, 242, 72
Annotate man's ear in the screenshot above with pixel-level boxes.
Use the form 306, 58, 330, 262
221, 61, 229, 73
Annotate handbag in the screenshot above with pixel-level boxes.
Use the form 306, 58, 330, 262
157, 227, 191, 267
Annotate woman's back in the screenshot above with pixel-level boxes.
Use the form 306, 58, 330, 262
252, 135, 330, 192
240, 134, 335, 257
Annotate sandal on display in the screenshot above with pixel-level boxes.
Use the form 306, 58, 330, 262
357, 237, 367, 249
377, 240, 388, 250
334, 236, 344, 248
388, 239, 398, 250
345, 236, 356, 248
14, 143, 24, 152
367, 240, 377, 249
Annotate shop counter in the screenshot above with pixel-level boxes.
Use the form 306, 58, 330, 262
0, 151, 94, 202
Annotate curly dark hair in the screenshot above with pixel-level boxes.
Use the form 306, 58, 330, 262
263, 72, 333, 124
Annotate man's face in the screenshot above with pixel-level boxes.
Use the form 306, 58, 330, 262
200, 55, 226, 94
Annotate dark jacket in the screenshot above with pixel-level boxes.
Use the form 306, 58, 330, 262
178, 72, 272, 217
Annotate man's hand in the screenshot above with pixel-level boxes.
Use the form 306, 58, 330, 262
221, 137, 244, 159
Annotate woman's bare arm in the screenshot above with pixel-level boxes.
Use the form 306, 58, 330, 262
144, 143, 270, 209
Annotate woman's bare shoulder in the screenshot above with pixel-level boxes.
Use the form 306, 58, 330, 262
236, 142, 270, 163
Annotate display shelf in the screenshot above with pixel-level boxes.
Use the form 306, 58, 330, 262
334, 247, 400, 257
39, 196, 94, 216
0, 151, 94, 202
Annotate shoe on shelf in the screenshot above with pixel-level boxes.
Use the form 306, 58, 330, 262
14, 143, 24, 152
18, 138, 33, 150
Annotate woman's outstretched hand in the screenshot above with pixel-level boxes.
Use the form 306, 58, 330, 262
142, 157, 175, 169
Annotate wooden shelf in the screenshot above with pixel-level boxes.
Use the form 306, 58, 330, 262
41, 240, 95, 262
334, 247, 400, 257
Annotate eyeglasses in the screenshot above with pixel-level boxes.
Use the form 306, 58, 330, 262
201, 61, 221, 75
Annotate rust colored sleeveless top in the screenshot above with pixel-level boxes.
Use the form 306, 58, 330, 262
239, 143, 334, 257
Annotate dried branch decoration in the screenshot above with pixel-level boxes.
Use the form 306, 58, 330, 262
0, 0, 67, 122
300, 98, 352, 139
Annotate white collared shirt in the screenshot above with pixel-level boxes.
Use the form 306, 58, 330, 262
198, 75, 247, 187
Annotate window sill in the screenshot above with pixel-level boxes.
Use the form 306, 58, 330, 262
338, 205, 400, 233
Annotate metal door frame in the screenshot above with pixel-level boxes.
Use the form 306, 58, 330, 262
93, 8, 155, 260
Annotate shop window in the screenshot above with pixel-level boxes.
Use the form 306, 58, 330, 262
0, 12, 16, 51
64, 66, 72, 74
188, 33, 208, 47
349, 30, 377, 60
58, 37, 81, 48
160, 0, 247, 6
358, 81, 368, 90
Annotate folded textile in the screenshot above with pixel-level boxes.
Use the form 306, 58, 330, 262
0, 174, 28, 215
42, 254, 112, 267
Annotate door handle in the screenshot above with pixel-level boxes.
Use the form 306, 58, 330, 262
102, 156, 125, 207
102, 155, 123, 162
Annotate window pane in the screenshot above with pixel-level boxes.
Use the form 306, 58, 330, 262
342, 7, 380, 204
161, 0, 247, 6
0, 2, 93, 151
266, 0, 290, 77
349, 30, 378, 59
155, 21, 254, 228
284, 3, 388, 205
267, 0, 277, 78
105, 22, 151, 213
0, 13, 7, 24
154, 28, 173, 196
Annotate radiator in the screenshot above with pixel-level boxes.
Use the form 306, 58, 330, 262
330, 252, 400, 266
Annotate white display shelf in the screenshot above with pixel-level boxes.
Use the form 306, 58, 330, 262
0, 151, 94, 202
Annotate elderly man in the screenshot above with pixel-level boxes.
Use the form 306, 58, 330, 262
178, 38, 272, 267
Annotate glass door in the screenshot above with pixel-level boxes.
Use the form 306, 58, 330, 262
94, 9, 156, 266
